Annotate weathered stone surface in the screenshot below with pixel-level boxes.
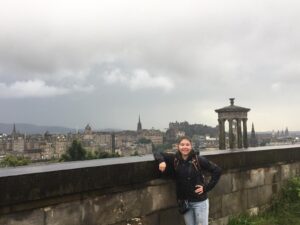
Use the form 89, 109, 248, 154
110, 217, 144, 225
244, 168, 265, 189
290, 163, 300, 178
141, 214, 159, 225
281, 164, 291, 181
257, 185, 273, 206
210, 216, 229, 225
209, 196, 222, 219
144, 183, 177, 213
0, 156, 158, 210
279, 162, 300, 181
247, 188, 258, 209
232, 172, 243, 192
0, 209, 44, 225
264, 166, 280, 185
222, 191, 247, 216
44, 202, 81, 225
82, 190, 144, 225
271, 183, 281, 195
159, 208, 184, 225
1, 147, 300, 225
247, 207, 259, 216
82, 182, 177, 225
211, 173, 232, 196
145, 179, 170, 186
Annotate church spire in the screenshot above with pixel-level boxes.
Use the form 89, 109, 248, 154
11, 123, 17, 139
137, 115, 142, 132
250, 123, 258, 147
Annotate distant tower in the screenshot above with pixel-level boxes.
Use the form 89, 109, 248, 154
11, 123, 17, 139
249, 123, 258, 147
215, 98, 250, 149
271, 130, 275, 138
84, 124, 92, 135
281, 129, 284, 137
111, 133, 115, 153
137, 115, 142, 132
285, 127, 289, 137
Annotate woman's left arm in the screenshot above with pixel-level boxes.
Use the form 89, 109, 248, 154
198, 156, 222, 193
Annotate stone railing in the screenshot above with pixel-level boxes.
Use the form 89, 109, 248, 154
1, 145, 300, 225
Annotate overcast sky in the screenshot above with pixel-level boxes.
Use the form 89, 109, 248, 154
1, 0, 300, 132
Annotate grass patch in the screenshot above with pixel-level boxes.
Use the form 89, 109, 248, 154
228, 177, 300, 225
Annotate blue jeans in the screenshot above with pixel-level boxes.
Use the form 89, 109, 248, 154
183, 199, 209, 225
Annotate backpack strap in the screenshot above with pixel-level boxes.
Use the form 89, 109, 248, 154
174, 155, 201, 172
174, 157, 179, 171
192, 156, 201, 172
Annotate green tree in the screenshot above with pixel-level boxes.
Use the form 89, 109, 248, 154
137, 137, 152, 144
131, 150, 139, 156
153, 143, 172, 153
0, 155, 31, 167
97, 151, 120, 159
86, 150, 96, 160
60, 140, 87, 161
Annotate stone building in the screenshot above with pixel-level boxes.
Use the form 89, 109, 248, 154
93, 133, 113, 152
54, 135, 68, 158
8, 124, 25, 152
165, 128, 185, 144
139, 129, 164, 146
115, 131, 137, 149
118, 143, 153, 156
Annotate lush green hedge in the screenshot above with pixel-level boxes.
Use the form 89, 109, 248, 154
228, 177, 300, 225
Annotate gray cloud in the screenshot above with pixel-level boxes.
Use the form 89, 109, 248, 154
1, 0, 300, 130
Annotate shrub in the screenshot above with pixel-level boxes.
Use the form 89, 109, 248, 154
228, 176, 300, 225
0, 154, 31, 167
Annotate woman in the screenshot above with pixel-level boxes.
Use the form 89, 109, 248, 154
154, 136, 221, 225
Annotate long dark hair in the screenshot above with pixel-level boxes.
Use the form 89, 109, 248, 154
177, 136, 192, 145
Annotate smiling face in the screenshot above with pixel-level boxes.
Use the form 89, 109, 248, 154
178, 138, 192, 158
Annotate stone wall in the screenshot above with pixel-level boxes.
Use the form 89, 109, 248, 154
1, 145, 300, 225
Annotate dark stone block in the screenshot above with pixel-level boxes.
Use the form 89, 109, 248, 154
44, 202, 81, 225
210, 173, 232, 196
0, 209, 44, 225
222, 190, 247, 216
264, 166, 280, 185
142, 214, 159, 225
159, 208, 184, 225
209, 196, 222, 219
257, 185, 273, 206
247, 188, 258, 208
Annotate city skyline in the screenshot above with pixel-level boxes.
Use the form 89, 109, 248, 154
0, 118, 294, 134
1, 0, 300, 131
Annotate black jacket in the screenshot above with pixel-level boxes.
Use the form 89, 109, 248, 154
154, 150, 221, 202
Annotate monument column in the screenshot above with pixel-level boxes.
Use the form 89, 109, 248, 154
218, 119, 226, 149
229, 119, 234, 149
243, 118, 248, 148
215, 98, 250, 150
237, 119, 243, 148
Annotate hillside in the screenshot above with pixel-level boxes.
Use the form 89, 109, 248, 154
0, 123, 76, 135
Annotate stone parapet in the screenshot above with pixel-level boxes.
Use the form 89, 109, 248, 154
0, 145, 300, 225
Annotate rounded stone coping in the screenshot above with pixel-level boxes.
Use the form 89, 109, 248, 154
1, 144, 300, 178
0, 155, 155, 178
201, 144, 300, 155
